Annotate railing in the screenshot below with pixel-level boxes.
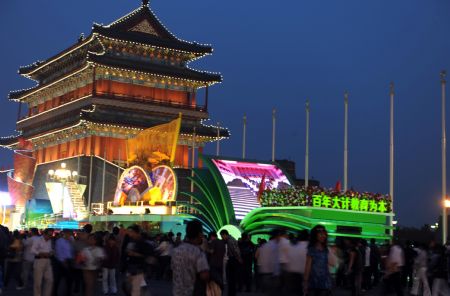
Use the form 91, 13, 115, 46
25, 212, 64, 229
95, 92, 207, 112
101, 200, 198, 215
17, 91, 207, 121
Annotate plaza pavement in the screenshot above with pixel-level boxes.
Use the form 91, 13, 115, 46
0, 279, 394, 296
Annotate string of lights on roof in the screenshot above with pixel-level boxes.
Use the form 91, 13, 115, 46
18, 60, 44, 70
89, 62, 219, 87
199, 118, 231, 136
86, 34, 107, 56
19, 35, 95, 77
11, 4, 221, 101
0, 131, 22, 149
17, 95, 93, 124
96, 34, 209, 58
102, 1, 212, 49
80, 104, 97, 114
6, 1, 228, 149
27, 118, 225, 147
94, 35, 221, 77
9, 65, 91, 101
11, 44, 219, 103
93, 35, 222, 79
0, 132, 22, 140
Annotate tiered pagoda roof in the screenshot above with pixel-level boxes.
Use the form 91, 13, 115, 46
2, 1, 229, 149
10, 0, 222, 102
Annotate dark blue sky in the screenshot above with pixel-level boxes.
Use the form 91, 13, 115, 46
1, 0, 450, 227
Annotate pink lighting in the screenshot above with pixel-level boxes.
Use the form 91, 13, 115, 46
211, 159, 291, 220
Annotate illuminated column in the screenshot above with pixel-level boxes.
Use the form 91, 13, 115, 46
272, 108, 276, 162
216, 122, 220, 156
389, 82, 395, 238
441, 71, 447, 244
344, 91, 349, 192
305, 100, 310, 188
242, 115, 247, 159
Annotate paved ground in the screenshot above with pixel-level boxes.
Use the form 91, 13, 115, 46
0, 278, 398, 296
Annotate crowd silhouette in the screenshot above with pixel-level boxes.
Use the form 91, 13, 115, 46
0, 223, 449, 296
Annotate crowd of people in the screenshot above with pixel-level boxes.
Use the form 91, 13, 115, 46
261, 186, 391, 208
0, 222, 449, 296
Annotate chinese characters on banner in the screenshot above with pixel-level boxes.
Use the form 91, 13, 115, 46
311, 195, 389, 213
260, 188, 391, 213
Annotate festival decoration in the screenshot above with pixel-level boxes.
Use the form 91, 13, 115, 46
113, 166, 152, 206
127, 115, 182, 170
150, 165, 177, 203
260, 187, 392, 213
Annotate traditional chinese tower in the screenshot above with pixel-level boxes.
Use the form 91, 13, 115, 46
1, 1, 228, 220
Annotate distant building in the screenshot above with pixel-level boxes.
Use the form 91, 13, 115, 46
275, 159, 320, 187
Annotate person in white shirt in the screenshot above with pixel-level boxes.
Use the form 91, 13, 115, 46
256, 230, 281, 295
285, 230, 309, 295
31, 229, 54, 296
410, 243, 431, 296
21, 228, 40, 288
80, 234, 105, 296
385, 241, 404, 296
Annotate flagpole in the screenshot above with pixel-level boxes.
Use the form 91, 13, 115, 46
102, 147, 106, 212
389, 82, 395, 238
344, 91, 349, 193
305, 100, 310, 188
272, 108, 276, 162
117, 147, 121, 184
88, 141, 93, 212
441, 71, 447, 244
216, 122, 220, 156
243, 115, 247, 159
191, 127, 196, 194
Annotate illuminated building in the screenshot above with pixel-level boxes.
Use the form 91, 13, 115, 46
0, 1, 228, 228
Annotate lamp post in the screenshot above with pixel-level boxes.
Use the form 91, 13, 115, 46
441, 70, 447, 244
48, 162, 78, 218
445, 198, 450, 240
444, 199, 450, 209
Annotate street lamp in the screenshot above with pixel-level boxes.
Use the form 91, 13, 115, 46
47, 163, 78, 217
444, 199, 450, 208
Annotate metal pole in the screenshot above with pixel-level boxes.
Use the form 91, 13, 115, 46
305, 100, 310, 188
441, 71, 447, 244
344, 91, 349, 192
190, 127, 196, 194
389, 82, 395, 238
117, 147, 121, 183
88, 155, 93, 212
77, 155, 80, 183
272, 108, 276, 162
243, 115, 247, 159
101, 148, 106, 212
216, 122, 220, 156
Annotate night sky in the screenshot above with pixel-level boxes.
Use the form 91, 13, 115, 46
1, 0, 450, 227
